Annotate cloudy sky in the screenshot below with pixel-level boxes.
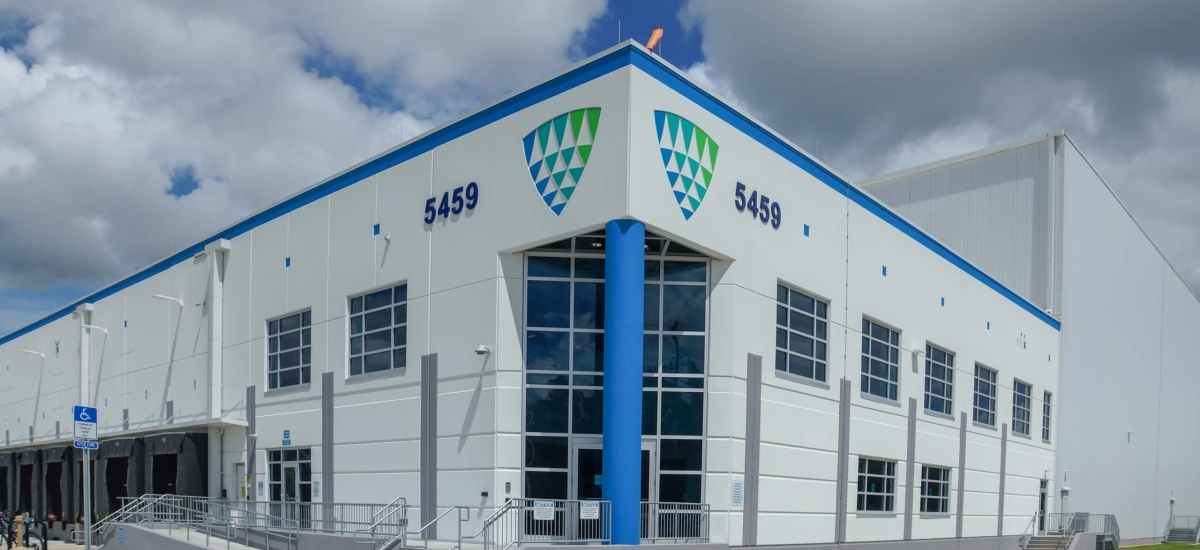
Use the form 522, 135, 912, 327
1, 1, 1198, 335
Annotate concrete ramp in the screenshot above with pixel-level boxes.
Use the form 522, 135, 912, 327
99, 523, 256, 550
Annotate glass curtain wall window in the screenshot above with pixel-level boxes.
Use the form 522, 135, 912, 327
1013, 380, 1032, 436
973, 365, 997, 426
1042, 391, 1053, 442
861, 319, 900, 401
857, 458, 896, 512
268, 311, 311, 389
924, 344, 954, 415
774, 285, 829, 383
524, 233, 708, 504
349, 283, 408, 376
920, 466, 951, 513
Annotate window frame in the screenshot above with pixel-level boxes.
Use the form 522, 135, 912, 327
1012, 379, 1032, 436
267, 309, 312, 390
972, 364, 998, 427
919, 465, 951, 514
923, 343, 954, 417
856, 457, 897, 513
860, 317, 901, 403
1042, 391, 1053, 443
522, 238, 710, 504
774, 283, 831, 385
347, 282, 409, 379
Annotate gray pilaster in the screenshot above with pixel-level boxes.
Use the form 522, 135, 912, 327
421, 354, 439, 539
246, 385, 257, 501
322, 372, 335, 503
904, 398, 917, 540
122, 408, 129, 430
998, 423, 1008, 536
834, 379, 852, 543
742, 354, 763, 546
956, 412, 967, 538
166, 400, 174, 424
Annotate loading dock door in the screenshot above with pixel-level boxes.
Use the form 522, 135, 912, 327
0, 466, 8, 512
152, 453, 179, 494
18, 465, 33, 513
105, 457, 129, 513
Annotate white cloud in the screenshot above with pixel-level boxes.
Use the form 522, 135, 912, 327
0, 1, 605, 332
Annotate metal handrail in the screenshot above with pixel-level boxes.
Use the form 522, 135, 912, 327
458, 499, 518, 550
70, 493, 175, 543
409, 505, 468, 549
1164, 512, 1174, 542
640, 502, 710, 543
223, 498, 408, 535
202, 498, 301, 550
457, 498, 612, 550
1019, 511, 1039, 550
352, 500, 410, 550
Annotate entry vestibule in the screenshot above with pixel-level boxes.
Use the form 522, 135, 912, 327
523, 230, 708, 506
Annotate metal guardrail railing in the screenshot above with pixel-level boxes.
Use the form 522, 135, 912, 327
641, 502, 710, 543
71, 493, 180, 544
1047, 512, 1120, 550
221, 498, 407, 536
352, 497, 409, 550
459, 498, 611, 550
1019, 511, 1039, 550
201, 498, 302, 550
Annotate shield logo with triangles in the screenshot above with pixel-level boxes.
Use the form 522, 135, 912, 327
654, 110, 719, 220
522, 108, 601, 216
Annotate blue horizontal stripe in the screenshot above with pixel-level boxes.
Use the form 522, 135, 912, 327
1, 44, 1056, 347
630, 48, 1059, 330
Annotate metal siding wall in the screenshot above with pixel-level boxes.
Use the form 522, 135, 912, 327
864, 142, 1054, 312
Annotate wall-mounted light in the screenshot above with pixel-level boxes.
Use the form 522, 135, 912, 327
82, 324, 108, 336
152, 294, 185, 307
19, 350, 44, 359
475, 345, 492, 356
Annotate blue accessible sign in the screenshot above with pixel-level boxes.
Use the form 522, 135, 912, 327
74, 406, 98, 440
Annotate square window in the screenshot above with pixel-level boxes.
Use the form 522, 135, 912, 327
861, 318, 900, 401
776, 284, 829, 383
973, 365, 998, 426
920, 466, 951, 513
924, 344, 954, 415
348, 284, 408, 378
268, 310, 312, 389
857, 457, 896, 512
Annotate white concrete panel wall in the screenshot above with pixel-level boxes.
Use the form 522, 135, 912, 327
1058, 142, 1200, 542
627, 67, 1059, 545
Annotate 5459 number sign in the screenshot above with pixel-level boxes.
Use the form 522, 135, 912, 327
424, 182, 479, 224
734, 182, 782, 229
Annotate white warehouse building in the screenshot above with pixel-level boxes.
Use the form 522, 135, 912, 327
0, 42, 1186, 549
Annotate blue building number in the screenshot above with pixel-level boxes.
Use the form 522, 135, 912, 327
734, 182, 782, 229
424, 182, 479, 223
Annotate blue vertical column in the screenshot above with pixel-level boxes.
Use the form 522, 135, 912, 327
603, 219, 644, 545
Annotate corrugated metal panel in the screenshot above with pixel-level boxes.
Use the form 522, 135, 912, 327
862, 139, 1056, 312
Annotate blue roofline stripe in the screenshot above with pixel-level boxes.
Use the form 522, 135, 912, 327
1, 44, 1056, 346
0, 47, 634, 347
628, 49, 1059, 330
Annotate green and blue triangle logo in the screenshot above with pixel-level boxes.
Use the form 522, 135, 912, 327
654, 110, 718, 220
523, 108, 602, 216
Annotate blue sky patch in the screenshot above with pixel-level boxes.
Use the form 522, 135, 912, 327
168, 164, 200, 197
302, 41, 396, 111
581, 0, 703, 69
0, 11, 35, 68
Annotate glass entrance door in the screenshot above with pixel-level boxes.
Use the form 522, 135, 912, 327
283, 465, 299, 522
570, 441, 656, 502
